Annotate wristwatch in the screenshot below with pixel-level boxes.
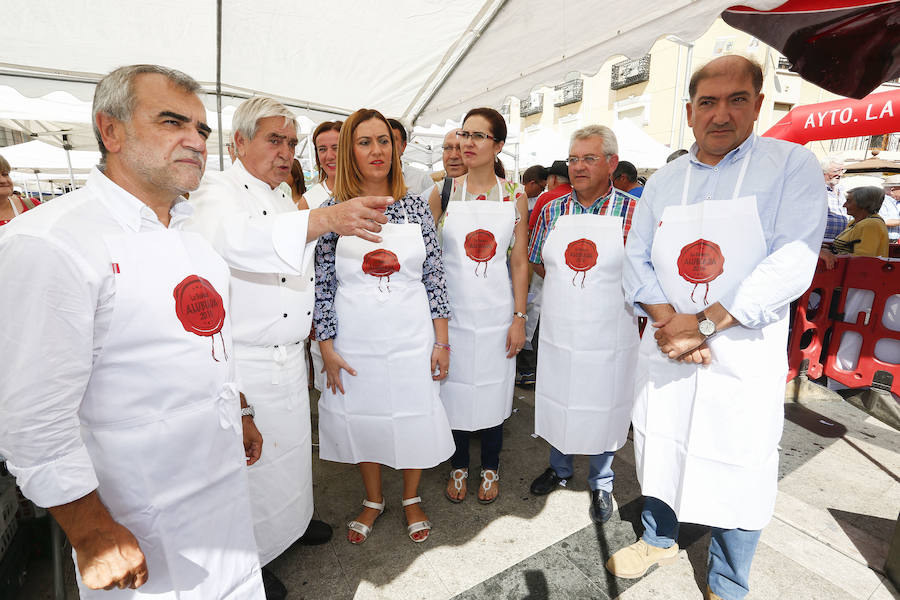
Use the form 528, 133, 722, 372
241, 404, 255, 419
696, 311, 717, 338
513, 311, 528, 321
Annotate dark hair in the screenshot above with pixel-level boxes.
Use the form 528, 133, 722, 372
463, 107, 508, 179
689, 56, 763, 101
613, 161, 637, 183
848, 186, 886, 215
667, 149, 689, 163
387, 118, 407, 144
522, 165, 548, 183
290, 158, 306, 197
312, 120, 342, 182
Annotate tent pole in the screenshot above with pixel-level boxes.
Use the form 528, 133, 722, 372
33, 170, 43, 202
63, 134, 77, 189
216, 0, 225, 171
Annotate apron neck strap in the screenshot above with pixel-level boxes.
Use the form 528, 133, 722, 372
8, 196, 19, 217
680, 147, 754, 206
461, 175, 504, 203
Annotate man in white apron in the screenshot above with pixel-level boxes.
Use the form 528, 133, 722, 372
187, 97, 394, 598
0, 65, 269, 598
527, 125, 639, 525
611, 56, 825, 600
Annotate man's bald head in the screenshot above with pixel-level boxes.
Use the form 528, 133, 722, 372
689, 55, 763, 102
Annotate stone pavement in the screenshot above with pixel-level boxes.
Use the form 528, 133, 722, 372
21, 386, 900, 599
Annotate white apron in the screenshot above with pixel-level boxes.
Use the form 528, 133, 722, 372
535, 212, 639, 454
632, 152, 786, 530
238, 343, 313, 566
439, 177, 516, 431
77, 229, 263, 599
318, 204, 454, 469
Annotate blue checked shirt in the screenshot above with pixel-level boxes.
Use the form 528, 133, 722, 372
823, 183, 849, 243
528, 184, 636, 264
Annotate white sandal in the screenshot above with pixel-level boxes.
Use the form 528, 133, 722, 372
401, 496, 432, 543
445, 468, 468, 503
478, 469, 500, 504
347, 497, 385, 544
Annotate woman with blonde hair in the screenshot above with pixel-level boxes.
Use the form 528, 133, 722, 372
314, 108, 454, 544
428, 107, 529, 504
301, 120, 341, 210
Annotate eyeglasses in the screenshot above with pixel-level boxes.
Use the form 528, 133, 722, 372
566, 155, 607, 166
442, 144, 461, 152
456, 130, 499, 143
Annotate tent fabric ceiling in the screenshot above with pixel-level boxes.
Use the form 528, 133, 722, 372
1, 1, 784, 128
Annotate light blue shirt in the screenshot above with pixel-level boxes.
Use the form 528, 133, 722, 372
878, 195, 900, 240
623, 134, 826, 329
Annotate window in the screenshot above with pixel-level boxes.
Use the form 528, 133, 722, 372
610, 55, 651, 90
713, 37, 736, 55
520, 92, 543, 117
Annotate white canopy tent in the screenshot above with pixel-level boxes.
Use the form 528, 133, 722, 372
1, 0, 783, 130
611, 119, 674, 169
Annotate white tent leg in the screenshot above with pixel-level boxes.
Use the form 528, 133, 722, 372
33, 171, 43, 202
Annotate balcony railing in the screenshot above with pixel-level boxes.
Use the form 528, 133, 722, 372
610, 55, 651, 90
554, 79, 584, 107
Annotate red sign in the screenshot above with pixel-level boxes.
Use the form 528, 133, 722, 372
173, 275, 227, 361
564, 238, 598, 287
762, 89, 900, 145
362, 249, 400, 292
677, 239, 725, 305
465, 229, 497, 277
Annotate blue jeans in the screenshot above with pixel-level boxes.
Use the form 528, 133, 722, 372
641, 496, 761, 600
450, 424, 503, 470
549, 446, 614, 492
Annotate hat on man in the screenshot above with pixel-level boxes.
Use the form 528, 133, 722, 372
547, 160, 568, 179
882, 174, 900, 188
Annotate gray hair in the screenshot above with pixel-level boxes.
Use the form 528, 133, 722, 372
92, 65, 201, 162
0, 154, 9, 174
232, 97, 297, 143
820, 155, 844, 172
848, 186, 885, 214
571, 125, 618, 156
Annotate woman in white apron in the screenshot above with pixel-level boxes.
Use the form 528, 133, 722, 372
301, 120, 342, 391
314, 109, 454, 545
428, 107, 529, 504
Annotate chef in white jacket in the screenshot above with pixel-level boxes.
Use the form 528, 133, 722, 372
186, 97, 392, 598
0, 65, 267, 598
610, 56, 825, 600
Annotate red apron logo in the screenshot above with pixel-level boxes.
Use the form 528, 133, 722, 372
173, 275, 228, 361
564, 238, 598, 288
362, 249, 400, 292
677, 239, 725, 305
464, 229, 497, 278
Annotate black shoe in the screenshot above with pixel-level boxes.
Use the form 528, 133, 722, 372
296, 519, 333, 545
529, 467, 565, 495
261, 567, 287, 600
589, 489, 613, 524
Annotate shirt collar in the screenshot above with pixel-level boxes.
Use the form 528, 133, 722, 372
688, 133, 757, 169
232, 158, 277, 193
88, 167, 191, 232
569, 181, 615, 211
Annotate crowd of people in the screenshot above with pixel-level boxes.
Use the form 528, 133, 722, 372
4, 52, 887, 600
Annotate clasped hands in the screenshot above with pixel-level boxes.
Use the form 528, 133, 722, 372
652, 312, 711, 365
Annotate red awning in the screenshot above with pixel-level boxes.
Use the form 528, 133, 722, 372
762, 89, 900, 144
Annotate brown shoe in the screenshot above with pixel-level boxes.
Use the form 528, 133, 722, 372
707, 586, 724, 600
606, 539, 679, 579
